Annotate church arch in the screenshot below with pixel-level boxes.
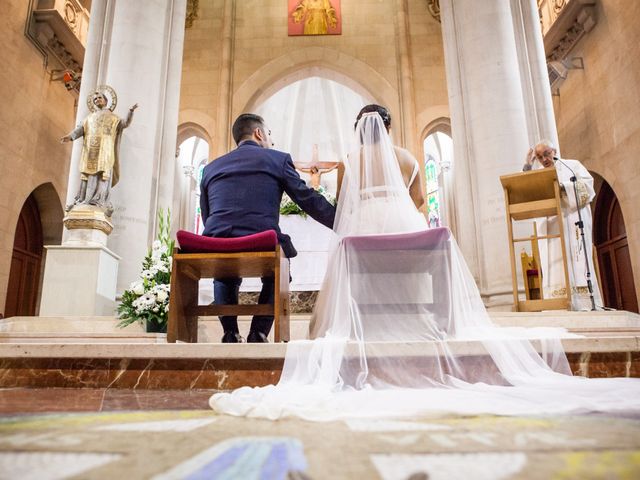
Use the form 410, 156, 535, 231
420, 118, 455, 235
234, 47, 399, 119
177, 121, 212, 147
592, 174, 638, 313
175, 129, 210, 233
4, 183, 63, 317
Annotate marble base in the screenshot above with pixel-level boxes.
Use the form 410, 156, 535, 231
39, 246, 121, 316
63, 227, 110, 247
237, 291, 318, 314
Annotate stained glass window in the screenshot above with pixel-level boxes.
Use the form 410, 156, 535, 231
425, 155, 441, 228
423, 131, 453, 228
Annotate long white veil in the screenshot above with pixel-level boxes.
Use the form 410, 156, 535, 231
209, 113, 640, 421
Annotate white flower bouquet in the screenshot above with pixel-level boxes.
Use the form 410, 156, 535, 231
117, 209, 174, 331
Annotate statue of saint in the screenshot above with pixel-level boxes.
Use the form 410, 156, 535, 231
61, 85, 137, 215
291, 0, 338, 35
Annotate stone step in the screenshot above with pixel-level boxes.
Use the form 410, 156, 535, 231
0, 333, 637, 389
1, 312, 638, 389
2, 311, 639, 343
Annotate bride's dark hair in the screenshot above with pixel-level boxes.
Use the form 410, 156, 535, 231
354, 104, 391, 131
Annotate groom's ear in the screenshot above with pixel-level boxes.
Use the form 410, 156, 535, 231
253, 127, 264, 142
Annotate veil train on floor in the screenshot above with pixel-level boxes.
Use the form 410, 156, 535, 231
209, 113, 640, 421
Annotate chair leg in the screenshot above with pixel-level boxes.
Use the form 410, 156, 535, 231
168, 264, 199, 343
276, 252, 291, 342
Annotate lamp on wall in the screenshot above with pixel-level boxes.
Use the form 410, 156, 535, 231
49, 69, 81, 91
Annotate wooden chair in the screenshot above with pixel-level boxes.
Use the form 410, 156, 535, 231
167, 230, 290, 343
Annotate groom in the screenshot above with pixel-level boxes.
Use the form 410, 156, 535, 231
200, 113, 336, 343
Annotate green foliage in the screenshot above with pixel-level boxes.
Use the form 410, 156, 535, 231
279, 186, 336, 217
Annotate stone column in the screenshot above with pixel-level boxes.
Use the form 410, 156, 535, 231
395, 0, 418, 154
511, 0, 559, 148
214, 0, 235, 157
62, 0, 109, 213
440, 0, 558, 308
104, 0, 187, 294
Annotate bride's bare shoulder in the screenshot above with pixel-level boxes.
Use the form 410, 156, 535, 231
393, 146, 418, 166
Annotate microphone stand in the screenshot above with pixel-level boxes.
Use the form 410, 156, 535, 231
554, 157, 597, 311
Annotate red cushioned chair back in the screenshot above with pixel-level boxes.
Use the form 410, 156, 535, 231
176, 230, 278, 253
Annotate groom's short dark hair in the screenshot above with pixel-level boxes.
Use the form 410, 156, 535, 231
232, 113, 265, 145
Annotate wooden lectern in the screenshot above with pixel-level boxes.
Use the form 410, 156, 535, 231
500, 168, 571, 311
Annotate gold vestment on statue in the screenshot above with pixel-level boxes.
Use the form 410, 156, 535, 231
80, 111, 121, 186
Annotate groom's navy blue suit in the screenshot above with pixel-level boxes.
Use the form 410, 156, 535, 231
200, 140, 336, 337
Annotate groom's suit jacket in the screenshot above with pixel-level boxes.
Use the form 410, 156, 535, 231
200, 140, 336, 258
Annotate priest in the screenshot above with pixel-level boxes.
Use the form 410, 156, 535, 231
522, 140, 602, 310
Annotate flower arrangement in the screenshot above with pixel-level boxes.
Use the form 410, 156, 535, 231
279, 186, 336, 217
117, 209, 174, 332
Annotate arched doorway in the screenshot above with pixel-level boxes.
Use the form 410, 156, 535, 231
593, 179, 638, 312
5, 194, 43, 317
176, 134, 210, 234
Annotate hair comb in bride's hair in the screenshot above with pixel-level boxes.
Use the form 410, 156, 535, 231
355, 104, 391, 130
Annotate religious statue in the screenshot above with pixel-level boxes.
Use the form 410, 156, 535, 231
291, 0, 338, 35
296, 163, 339, 189
61, 85, 138, 215
295, 144, 340, 189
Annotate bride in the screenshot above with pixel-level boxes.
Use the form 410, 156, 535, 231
209, 106, 640, 421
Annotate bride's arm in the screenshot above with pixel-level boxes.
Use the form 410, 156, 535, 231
409, 174, 425, 211
335, 160, 345, 201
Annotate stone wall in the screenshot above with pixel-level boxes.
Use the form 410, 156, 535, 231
0, 1, 76, 315
552, 0, 640, 303
179, 0, 449, 157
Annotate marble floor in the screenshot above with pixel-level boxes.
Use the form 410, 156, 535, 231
0, 407, 639, 479
0, 388, 214, 415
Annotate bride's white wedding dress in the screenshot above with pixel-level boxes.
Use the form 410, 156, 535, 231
209, 113, 640, 421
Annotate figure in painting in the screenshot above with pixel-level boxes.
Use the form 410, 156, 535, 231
291, 0, 338, 35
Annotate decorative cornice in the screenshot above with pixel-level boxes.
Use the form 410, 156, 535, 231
426, 0, 440, 23
541, 0, 597, 61
186, 0, 199, 29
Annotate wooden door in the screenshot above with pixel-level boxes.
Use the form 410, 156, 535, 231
594, 181, 638, 313
4, 194, 43, 317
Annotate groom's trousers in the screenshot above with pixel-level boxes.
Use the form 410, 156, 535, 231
214, 276, 274, 336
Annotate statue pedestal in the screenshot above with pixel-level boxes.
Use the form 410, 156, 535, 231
39, 245, 121, 316
41, 206, 120, 316
62, 205, 114, 247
